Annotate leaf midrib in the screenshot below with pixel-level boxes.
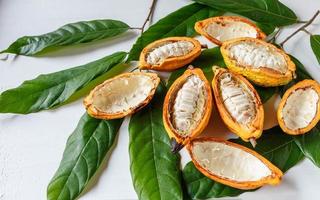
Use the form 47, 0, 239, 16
19, 26, 129, 51
148, 106, 162, 199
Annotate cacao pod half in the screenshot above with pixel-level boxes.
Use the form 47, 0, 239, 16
195, 16, 266, 46
139, 37, 201, 71
163, 67, 212, 152
187, 137, 283, 190
212, 67, 264, 146
84, 72, 160, 119
277, 79, 320, 135
221, 37, 296, 87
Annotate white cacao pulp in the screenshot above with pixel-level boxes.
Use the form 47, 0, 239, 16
172, 75, 206, 135
205, 20, 258, 42
219, 72, 256, 125
146, 41, 194, 65
192, 141, 272, 181
282, 88, 319, 130
229, 41, 287, 74
91, 74, 155, 114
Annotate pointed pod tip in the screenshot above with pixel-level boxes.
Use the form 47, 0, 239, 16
201, 44, 208, 49
187, 65, 194, 70
249, 137, 257, 148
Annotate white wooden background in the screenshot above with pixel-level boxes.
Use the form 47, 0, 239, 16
0, 0, 320, 199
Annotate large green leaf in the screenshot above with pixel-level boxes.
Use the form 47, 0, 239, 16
1, 20, 130, 56
128, 83, 183, 200
127, 3, 223, 61
310, 35, 320, 64
47, 113, 123, 200
167, 47, 276, 103
294, 124, 320, 168
183, 126, 304, 199
0, 52, 127, 114
193, 0, 297, 26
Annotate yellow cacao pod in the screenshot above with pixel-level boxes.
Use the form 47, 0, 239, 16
221, 37, 296, 87
139, 37, 201, 71
195, 16, 266, 46
212, 67, 264, 145
187, 137, 283, 190
277, 79, 320, 135
163, 67, 212, 152
84, 72, 160, 119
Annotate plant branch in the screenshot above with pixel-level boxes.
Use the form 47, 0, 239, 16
141, 0, 158, 33
279, 10, 320, 47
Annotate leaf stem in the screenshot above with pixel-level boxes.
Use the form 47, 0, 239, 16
141, 0, 158, 34
279, 10, 320, 47
302, 28, 313, 36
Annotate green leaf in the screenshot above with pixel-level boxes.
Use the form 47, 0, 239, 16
294, 124, 320, 168
128, 83, 183, 200
47, 113, 123, 200
256, 22, 276, 35
310, 35, 320, 64
0, 52, 127, 114
183, 126, 304, 199
127, 3, 223, 61
193, 0, 297, 26
1, 20, 130, 56
167, 47, 275, 103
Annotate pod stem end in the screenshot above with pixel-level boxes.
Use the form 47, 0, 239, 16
201, 44, 208, 49
170, 138, 184, 153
